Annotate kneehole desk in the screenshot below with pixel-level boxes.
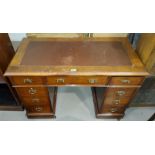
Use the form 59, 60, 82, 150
4, 37, 149, 119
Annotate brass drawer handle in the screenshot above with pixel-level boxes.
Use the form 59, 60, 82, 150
113, 100, 120, 105
35, 106, 43, 112
89, 79, 97, 84
111, 108, 118, 113
24, 78, 32, 84
32, 98, 40, 103
56, 78, 65, 83
28, 88, 37, 95
116, 90, 126, 96
121, 79, 130, 84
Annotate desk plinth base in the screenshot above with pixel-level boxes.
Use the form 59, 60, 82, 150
0, 105, 24, 111
26, 112, 56, 119
95, 113, 124, 119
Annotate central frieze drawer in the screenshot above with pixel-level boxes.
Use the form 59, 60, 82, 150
47, 76, 108, 85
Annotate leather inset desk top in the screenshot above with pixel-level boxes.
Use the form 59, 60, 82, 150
21, 41, 131, 66
5, 37, 148, 76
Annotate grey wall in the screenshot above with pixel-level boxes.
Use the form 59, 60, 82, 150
9, 33, 26, 41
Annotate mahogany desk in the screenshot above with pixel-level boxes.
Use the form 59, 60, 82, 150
4, 37, 149, 119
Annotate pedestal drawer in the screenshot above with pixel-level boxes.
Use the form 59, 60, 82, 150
21, 96, 51, 106
15, 87, 49, 97
26, 105, 52, 113
101, 105, 125, 114
103, 96, 131, 106
105, 87, 137, 98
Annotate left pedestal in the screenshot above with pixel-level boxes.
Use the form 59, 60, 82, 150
15, 86, 57, 118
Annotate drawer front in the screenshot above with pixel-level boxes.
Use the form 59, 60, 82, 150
21, 96, 51, 106
9, 76, 46, 85
103, 96, 131, 106
47, 76, 108, 85
110, 76, 144, 85
101, 105, 125, 114
105, 87, 137, 98
15, 87, 49, 97
26, 105, 52, 113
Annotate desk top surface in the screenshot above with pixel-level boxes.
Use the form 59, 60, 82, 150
5, 37, 148, 76
21, 41, 131, 66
